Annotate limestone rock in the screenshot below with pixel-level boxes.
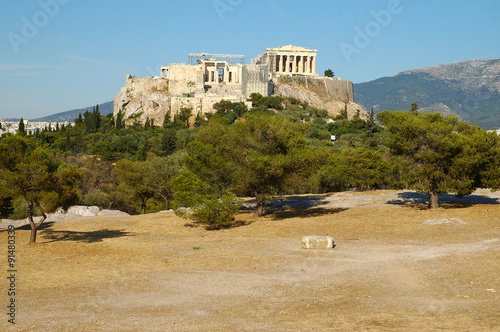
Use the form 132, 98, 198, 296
301, 236, 335, 249
67, 205, 100, 217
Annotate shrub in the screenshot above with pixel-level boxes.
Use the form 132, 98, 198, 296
175, 191, 242, 229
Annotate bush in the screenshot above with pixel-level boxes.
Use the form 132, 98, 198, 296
175, 191, 242, 229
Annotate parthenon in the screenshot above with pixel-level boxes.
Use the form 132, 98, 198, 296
252, 45, 318, 78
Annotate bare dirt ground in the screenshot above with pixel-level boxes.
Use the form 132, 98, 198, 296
2, 190, 500, 331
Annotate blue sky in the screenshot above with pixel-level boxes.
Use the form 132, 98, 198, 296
1, 0, 499, 119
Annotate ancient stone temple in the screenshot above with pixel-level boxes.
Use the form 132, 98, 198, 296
252, 45, 318, 78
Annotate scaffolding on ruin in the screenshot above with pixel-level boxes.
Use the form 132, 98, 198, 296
188, 53, 245, 65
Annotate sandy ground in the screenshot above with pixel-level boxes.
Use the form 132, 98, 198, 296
1, 190, 500, 331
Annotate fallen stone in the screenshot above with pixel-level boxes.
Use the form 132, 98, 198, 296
301, 236, 334, 249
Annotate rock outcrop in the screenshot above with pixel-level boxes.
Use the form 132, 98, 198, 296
273, 79, 369, 120
114, 75, 170, 126
114, 73, 368, 125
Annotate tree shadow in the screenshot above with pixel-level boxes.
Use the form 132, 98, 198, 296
387, 191, 500, 210
18, 221, 55, 231
271, 207, 348, 220
41, 228, 132, 243
387, 191, 500, 206
242, 195, 332, 212
184, 219, 253, 231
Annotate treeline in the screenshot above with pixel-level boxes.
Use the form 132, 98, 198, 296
1, 97, 500, 242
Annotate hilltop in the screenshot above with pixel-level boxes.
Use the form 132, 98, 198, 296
355, 59, 500, 129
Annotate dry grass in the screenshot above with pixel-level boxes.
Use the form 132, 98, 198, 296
2, 190, 500, 331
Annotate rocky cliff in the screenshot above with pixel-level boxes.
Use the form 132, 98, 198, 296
113, 74, 368, 125
114, 75, 170, 126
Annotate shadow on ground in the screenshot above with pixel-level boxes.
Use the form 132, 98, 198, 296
18, 222, 55, 231
388, 192, 500, 207
243, 195, 331, 211
41, 228, 132, 243
271, 207, 348, 220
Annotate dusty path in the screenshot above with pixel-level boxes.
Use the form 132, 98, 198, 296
1, 190, 500, 331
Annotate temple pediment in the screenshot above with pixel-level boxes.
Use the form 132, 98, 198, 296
267, 45, 318, 53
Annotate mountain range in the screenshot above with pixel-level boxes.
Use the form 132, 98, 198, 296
29, 101, 114, 122
354, 59, 500, 130
16, 59, 500, 130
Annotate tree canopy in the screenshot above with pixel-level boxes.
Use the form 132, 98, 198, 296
378, 111, 500, 208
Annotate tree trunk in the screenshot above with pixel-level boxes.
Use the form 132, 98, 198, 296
141, 202, 147, 214
255, 199, 265, 217
29, 223, 39, 244
28, 202, 47, 244
428, 185, 439, 209
160, 194, 170, 211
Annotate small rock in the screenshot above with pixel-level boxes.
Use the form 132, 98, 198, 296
301, 236, 334, 249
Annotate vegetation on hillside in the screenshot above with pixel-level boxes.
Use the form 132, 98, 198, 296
1, 99, 499, 240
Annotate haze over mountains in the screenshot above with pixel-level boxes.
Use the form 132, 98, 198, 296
11, 59, 500, 130
29, 101, 114, 122
354, 59, 500, 130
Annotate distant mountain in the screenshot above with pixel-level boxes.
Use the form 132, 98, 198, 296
354, 59, 500, 130
30, 101, 114, 122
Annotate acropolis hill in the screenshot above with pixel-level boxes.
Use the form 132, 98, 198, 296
113, 45, 367, 125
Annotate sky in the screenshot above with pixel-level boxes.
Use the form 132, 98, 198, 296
0, 0, 499, 119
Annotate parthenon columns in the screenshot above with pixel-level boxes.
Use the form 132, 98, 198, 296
273, 54, 316, 75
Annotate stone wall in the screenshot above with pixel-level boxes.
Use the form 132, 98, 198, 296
274, 76, 354, 104
167, 64, 201, 95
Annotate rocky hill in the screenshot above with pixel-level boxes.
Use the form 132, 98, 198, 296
354, 59, 500, 129
273, 79, 368, 120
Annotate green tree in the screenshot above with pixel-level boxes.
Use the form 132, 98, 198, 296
169, 170, 214, 208
115, 111, 123, 130
324, 69, 334, 78
144, 155, 183, 210
340, 103, 348, 120
114, 159, 155, 214
17, 118, 26, 136
409, 102, 419, 114
378, 111, 500, 208
0, 137, 82, 243
185, 113, 319, 216
318, 147, 386, 192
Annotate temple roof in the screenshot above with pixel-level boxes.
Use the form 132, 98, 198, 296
267, 45, 317, 52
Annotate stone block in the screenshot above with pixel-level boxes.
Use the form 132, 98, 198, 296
301, 236, 334, 249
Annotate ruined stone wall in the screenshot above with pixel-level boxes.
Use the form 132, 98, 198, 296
167, 64, 201, 96
124, 75, 169, 96
242, 65, 269, 98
